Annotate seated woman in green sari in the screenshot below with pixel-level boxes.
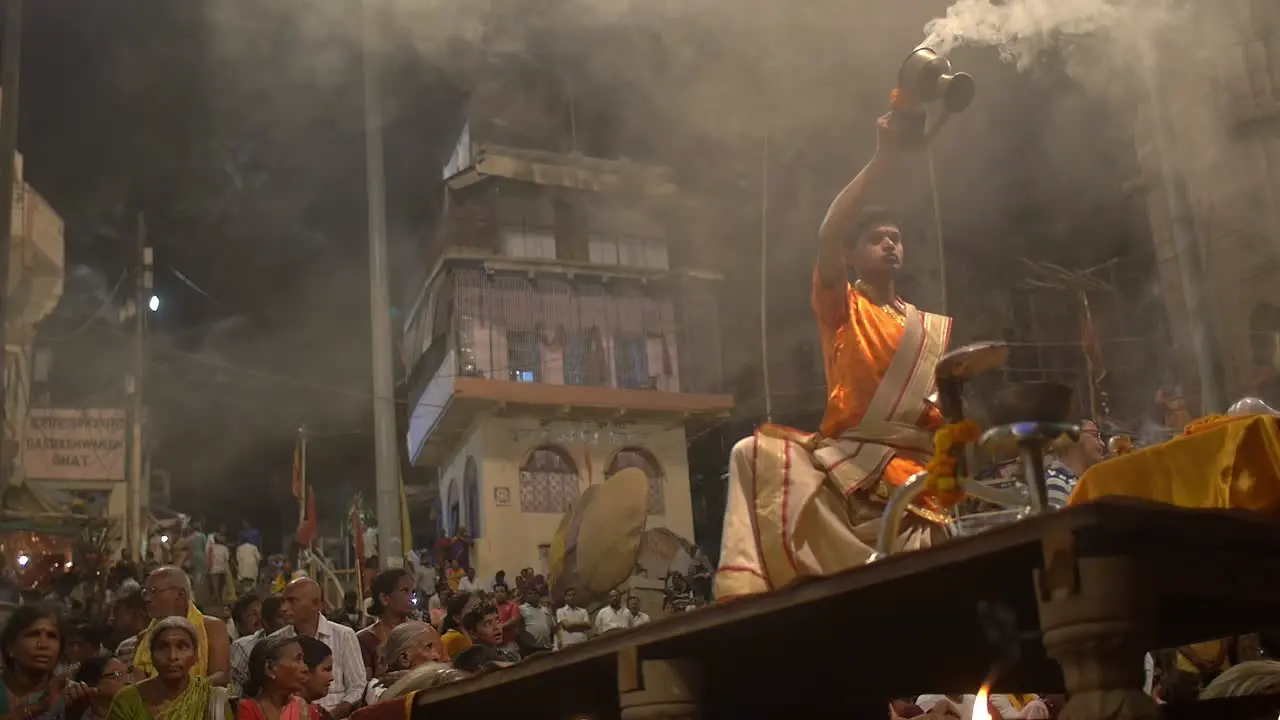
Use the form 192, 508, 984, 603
106, 617, 230, 720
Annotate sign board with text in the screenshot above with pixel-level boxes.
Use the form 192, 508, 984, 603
24, 409, 127, 481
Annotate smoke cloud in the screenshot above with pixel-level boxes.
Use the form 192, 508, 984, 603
923, 0, 1125, 72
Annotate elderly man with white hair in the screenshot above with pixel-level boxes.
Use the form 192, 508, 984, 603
114, 565, 231, 686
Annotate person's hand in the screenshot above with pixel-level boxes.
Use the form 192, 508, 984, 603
874, 112, 901, 163
47, 670, 90, 707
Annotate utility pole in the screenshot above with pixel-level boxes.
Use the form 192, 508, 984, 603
362, 0, 403, 569
759, 130, 772, 424
0, 0, 24, 487
297, 424, 308, 528
128, 213, 151, 560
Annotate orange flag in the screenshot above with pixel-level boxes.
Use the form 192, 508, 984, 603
297, 489, 318, 547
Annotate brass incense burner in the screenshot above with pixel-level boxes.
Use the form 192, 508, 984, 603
870, 343, 1081, 560
889, 47, 976, 147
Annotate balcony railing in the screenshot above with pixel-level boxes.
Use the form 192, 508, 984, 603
405, 264, 727, 464
417, 266, 723, 395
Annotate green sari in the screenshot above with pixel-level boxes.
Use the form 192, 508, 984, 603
106, 678, 229, 720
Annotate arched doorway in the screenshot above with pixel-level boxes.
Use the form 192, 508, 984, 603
463, 457, 481, 538
606, 447, 665, 516
446, 478, 460, 536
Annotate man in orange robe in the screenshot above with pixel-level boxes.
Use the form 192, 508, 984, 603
716, 113, 952, 599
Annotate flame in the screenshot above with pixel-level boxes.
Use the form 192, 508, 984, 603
971, 682, 992, 720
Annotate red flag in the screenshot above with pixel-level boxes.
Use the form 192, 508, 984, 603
291, 439, 303, 500
296, 489, 318, 547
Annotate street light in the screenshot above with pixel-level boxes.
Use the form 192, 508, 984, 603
148, 295, 160, 312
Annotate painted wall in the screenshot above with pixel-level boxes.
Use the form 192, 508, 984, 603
437, 416, 694, 584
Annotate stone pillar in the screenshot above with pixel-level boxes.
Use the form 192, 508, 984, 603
1036, 551, 1161, 720
618, 655, 702, 720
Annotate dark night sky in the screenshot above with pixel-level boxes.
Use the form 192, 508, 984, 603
15, 0, 465, 545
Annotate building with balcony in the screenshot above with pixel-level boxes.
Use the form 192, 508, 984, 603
402, 118, 733, 580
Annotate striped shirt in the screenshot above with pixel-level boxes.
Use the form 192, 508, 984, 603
1045, 461, 1079, 510
229, 629, 266, 696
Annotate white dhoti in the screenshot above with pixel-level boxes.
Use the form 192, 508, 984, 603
715, 302, 953, 599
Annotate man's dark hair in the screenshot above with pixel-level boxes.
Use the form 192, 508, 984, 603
461, 602, 497, 635
231, 593, 260, 628
261, 594, 285, 627
74, 654, 116, 685
846, 206, 904, 248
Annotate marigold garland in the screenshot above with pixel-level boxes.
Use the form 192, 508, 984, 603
1183, 413, 1241, 437
924, 420, 982, 508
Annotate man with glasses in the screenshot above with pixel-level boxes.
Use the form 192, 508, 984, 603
115, 566, 231, 685
1045, 418, 1106, 509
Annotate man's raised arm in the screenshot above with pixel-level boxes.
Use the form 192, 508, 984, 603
816, 114, 900, 288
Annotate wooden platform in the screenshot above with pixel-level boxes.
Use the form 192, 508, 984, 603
410, 500, 1280, 718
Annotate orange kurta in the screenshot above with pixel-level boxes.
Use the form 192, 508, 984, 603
812, 268, 942, 488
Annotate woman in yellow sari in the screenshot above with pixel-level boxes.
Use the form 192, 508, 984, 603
107, 618, 230, 720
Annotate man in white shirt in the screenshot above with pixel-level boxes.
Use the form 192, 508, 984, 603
457, 567, 479, 593
626, 596, 650, 627
236, 541, 261, 592
593, 590, 631, 634
271, 578, 366, 718
209, 535, 231, 603
554, 587, 591, 648
411, 556, 436, 599
517, 587, 553, 655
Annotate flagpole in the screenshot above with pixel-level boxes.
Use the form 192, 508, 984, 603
298, 425, 308, 527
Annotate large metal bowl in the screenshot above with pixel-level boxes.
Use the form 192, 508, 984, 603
984, 382, 1075, 426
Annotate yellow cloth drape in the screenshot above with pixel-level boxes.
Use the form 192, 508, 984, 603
133, 602, 211, 679
1175, 640, 1231, 675
1070, 415, 1280, 512
439, 630, 471, 661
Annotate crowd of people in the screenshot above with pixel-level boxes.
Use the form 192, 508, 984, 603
0, 499, 1276, 720
0, 530, 702, 720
